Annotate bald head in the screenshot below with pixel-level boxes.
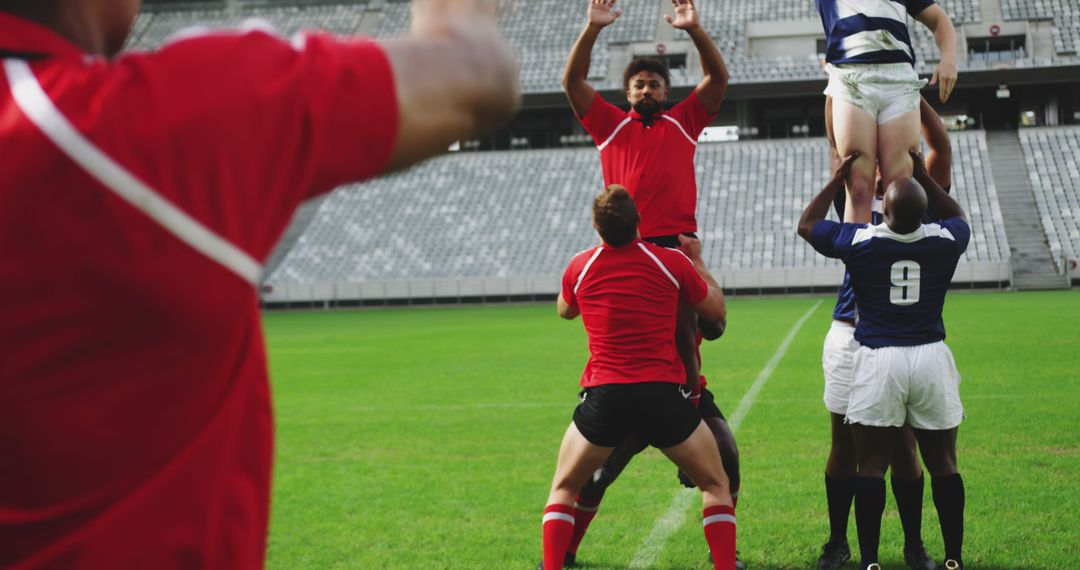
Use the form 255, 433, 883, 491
883, 177, 928, 234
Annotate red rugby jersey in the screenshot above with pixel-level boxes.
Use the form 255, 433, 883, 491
578, 91, 715, 238
561, 240, 708, 387
0, 14, 397, 569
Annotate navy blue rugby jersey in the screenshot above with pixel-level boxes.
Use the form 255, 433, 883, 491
817, 0, 935, 66
810, 217, 970, 348
830, 185, 951, 322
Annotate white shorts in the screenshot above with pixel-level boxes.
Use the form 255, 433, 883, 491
822, 320, 858, 415
824, 63, 928, 125
847, 341, 964, 430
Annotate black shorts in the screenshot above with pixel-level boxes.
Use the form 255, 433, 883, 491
642, 232, 698, 249
699, 387, 727, 421
573, 383, 701, 449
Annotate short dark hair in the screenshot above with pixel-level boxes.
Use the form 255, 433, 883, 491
593, 185, 639, 247
623, 58, 671, 91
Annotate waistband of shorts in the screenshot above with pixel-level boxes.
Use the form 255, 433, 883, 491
831, 319, 856, 330
827, 62, 917, 73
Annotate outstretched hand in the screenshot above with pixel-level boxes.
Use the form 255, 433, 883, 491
588, 0, 622, 29
664, 0, 701, 30
930, 59, 957, 103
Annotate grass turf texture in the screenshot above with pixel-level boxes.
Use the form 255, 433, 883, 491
263, 291, 1080, 569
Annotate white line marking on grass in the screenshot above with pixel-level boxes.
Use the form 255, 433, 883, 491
626, 300, 823, 569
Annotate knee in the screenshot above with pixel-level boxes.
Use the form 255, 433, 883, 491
578, 469, 610, 501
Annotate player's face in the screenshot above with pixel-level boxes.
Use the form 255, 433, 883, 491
626, 71, 668, 115
103, 0, 142, 56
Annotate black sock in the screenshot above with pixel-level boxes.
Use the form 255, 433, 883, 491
853, 476, 886, 565
825, 474, 855, 543
932, 473, 965, 565
892, 474, 925, 550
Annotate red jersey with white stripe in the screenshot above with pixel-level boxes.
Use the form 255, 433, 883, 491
579, 91, 715, 238
561, 240, 709, 387
0, 14, 397, 569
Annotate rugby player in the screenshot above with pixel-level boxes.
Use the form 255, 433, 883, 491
0, 0, 519, 567
542, 315, 742, 570
542, 185, 735, 570
799, 151, 969, 570
564, 0, 729, 389
817, 96, 953, 570
816, 0, 956, 224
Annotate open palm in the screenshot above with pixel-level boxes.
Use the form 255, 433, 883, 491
665, 0, 700, 30
588, 0, 622, 28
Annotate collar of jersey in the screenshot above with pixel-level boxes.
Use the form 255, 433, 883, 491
0, 13, 86, 59
865, 222, 933, 243
601, 238, 643, 250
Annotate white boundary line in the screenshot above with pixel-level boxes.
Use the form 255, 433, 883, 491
626, 300, 824, 569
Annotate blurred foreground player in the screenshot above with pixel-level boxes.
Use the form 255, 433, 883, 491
564, 0, 729, 390
799, 151, 969, 570
543, 186, 735, 570
542, 315, 742, 570
817, 95, 953, 570
0, 0, 519, 567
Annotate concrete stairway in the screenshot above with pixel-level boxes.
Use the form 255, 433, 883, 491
984, 131, 1070, 290
261, 195, 327, 283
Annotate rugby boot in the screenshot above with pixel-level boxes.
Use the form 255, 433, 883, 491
817, 540, 851, 569
904, 544, 937, 570
943, 559, 963, 570
707, 550, 747, 569
535, 552, 576, 570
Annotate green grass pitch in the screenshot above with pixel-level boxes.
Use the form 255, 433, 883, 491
262, 290, 1080, 569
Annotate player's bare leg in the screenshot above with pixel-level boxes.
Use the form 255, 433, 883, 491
662, 421, 736, 570
877, 109, 922, 190
831, 98, 878, 224
915, 427, 964, 569
543, 423, 614, 570
890, 425, 935, 569
851, 424, 901, 570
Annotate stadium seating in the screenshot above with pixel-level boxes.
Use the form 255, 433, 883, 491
1002, 0, 1080, 57
1018, 126, 1080, 271
265, 132, 1010, 292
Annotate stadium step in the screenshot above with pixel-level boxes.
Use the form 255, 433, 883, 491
262, 195, 328, 282
984, 130, 1067, 288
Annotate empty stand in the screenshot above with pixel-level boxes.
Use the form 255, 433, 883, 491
1019, 126, 1080, 271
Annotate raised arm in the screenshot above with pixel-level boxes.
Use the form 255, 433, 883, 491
798, 153, 859, 240
563, 0, 622, 117
677, 235, 727, 324
919, 96, 952, 188
910, 149, 965, 221
666, 0, 728, 114
915, 4, 957, 103
382, 0, 520, 172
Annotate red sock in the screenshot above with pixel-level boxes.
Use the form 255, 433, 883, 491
567, 496, 602, 555
542, 504, 575, 570
703, 505, 736, 570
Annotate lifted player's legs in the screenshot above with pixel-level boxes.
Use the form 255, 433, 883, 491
830, 98, 878, 224
878, 109, 921, 190
661, 422, 736, 570
542, 423, 614, 570
915, 427, 964, 569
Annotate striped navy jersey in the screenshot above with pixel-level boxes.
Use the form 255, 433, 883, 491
817, 0, 936, 66
810, 218, 970, 348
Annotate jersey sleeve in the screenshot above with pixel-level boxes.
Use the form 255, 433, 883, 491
578, 92, 627, 147
939, 217, 971, 255
667, 90, 716, 139
561, 255, 583, 308
907, 0, 935, 16
109, 30, 399, 263
809, 220, 862, 260
668, 250, 709, 305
